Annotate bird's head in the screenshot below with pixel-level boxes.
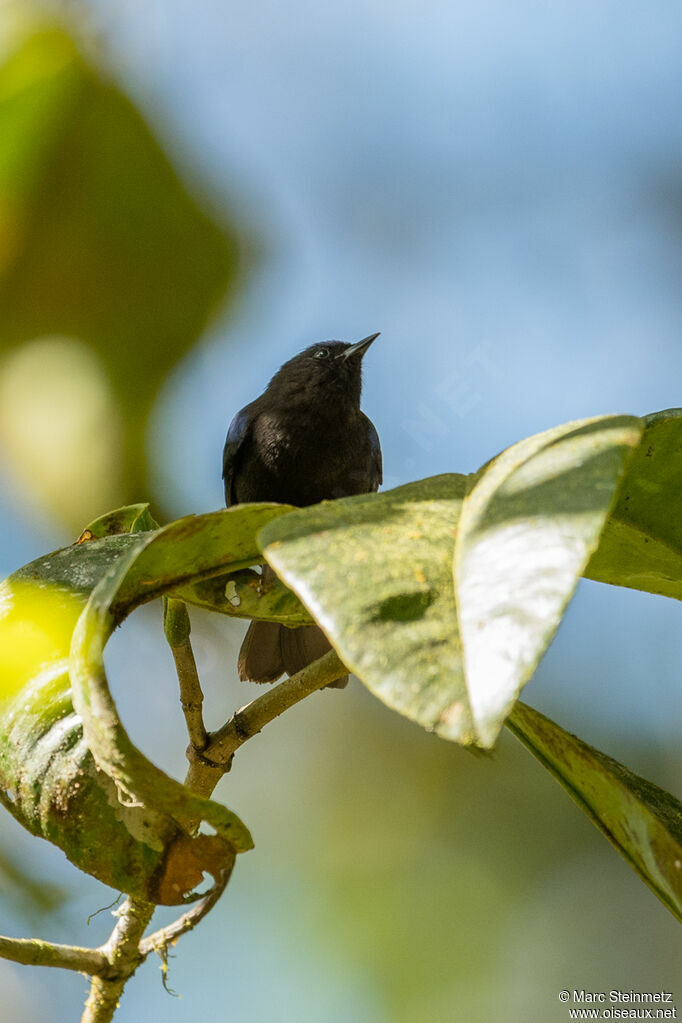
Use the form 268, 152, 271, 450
267, 333, 380, 406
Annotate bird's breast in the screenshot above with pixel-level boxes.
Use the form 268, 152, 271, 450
254, 412, 291, 465
250, 409, 370, 505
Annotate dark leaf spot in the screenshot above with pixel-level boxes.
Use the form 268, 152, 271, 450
369, 590, 435, 623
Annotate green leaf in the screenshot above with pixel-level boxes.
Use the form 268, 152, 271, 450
77, 502, 159, 541
0, 26, 250, 526
454, 415, 643, 747
177, 567, 314, 627
507, 702, 682, 923
260, 475, 479, 743
585, 408, 682, 600
0, 504, 293, 904
260, 416, 642, 749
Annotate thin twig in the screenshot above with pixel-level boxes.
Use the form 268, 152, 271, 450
163, 597, 208, 750
173, 641, 208, 749
208, 647, 347, 761
184, 648, 348, 796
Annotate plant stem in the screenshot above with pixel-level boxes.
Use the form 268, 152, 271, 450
81, 898, 155, 1023
0, 936, 110, 976
164, 597, 208, 750
184, 648, 347, 795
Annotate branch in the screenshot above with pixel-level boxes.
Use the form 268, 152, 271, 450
209, 647, 347, 760
82, 898, 155, 1023
184, 648, 348, 795
0, 637, 347, 1021
163, 597, 208, 751
0, 900, 155, 1022
0, 936, 111, 977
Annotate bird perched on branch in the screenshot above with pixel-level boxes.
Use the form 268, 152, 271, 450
223, 333, 382, 688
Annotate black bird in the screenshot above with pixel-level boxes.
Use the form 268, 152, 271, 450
223, 333, 382, 688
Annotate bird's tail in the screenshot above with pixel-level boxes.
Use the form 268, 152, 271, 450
238, 620, 348, 689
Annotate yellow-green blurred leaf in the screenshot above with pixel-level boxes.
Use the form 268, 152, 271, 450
0, 26, 249, 525
0, 336, 124, 524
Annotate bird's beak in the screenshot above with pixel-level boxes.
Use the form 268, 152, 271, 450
340, 332, 380, 360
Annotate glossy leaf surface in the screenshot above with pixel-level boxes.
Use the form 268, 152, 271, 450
585, 408, 682, 600
0, 504, 292, 904
508, 702, 682, 923
455, 415, 643, 746
261, 475, 478, 742
261, 416, 642, 748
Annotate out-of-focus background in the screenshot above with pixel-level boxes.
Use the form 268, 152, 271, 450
0, 1, 680, 1020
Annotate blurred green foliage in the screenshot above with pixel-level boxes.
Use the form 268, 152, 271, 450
0, 23, 249, 527
0, 846, 63, 919
282, 696, 681, 1023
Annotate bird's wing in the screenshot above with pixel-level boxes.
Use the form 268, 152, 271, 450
363, 413, 383, 491
222, 406, 253, 506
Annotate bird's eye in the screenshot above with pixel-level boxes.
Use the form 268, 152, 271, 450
314, 348, 329, 359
